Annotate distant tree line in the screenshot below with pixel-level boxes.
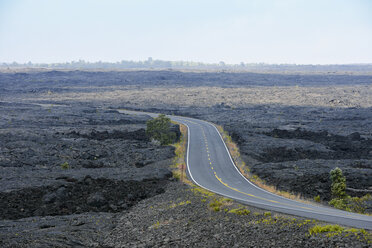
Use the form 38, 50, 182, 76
1, 58, 372, 73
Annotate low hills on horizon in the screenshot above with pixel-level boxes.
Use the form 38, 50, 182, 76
1, 58, 372, 74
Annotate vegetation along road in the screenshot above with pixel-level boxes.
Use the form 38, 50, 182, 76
120, 110, 372, 230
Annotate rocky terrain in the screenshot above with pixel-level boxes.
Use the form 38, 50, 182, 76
0, 69, 371, 247
4, 180, 371, 247
0, 99, 175, 246
103, 182, 371, 247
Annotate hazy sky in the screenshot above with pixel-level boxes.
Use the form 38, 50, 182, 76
1, 0, 371, 64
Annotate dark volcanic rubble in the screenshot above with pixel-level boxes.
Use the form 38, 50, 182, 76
0, 70, 371, 247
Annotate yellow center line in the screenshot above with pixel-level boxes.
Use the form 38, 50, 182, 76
212, 173, 319, 210
186, 118, 342, 216
301, 207, 313, 210
214, 173, 344, 213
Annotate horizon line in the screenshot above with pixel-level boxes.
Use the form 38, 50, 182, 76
1, 59, 372, 67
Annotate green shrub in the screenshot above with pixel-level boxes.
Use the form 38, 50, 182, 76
152, 220, 160, 229
329, 167, 371, 214
329, 194, 371, 214
349, 194, 371, 213
309, 224, 372, 241
61, 162, 69, 169
314, 195, 321, 203
329, 198, 351, 212
172, 170, 181, 180
146, 114, 176, 145
213, 206, 220, 212
209, 199, 223, 209
228, 208, 251, 215
309, 224, 344, 235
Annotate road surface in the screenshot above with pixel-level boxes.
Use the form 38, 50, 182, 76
120, 110, 372, 230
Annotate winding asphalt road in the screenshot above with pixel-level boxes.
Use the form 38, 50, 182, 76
120, 110, 372, 230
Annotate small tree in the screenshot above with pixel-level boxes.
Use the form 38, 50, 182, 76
146, 114, 176, 145
329, 167, 371, 213
330, 167, 346, 199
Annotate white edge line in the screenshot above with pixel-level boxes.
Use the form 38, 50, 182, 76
119, 111, 372, 226
206, 121, 372, 219
208, 121, 310, 203
181, 120, 371, 228
184, 121, 300, 208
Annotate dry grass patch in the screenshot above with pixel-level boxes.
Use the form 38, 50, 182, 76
170, 122, 191, 184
